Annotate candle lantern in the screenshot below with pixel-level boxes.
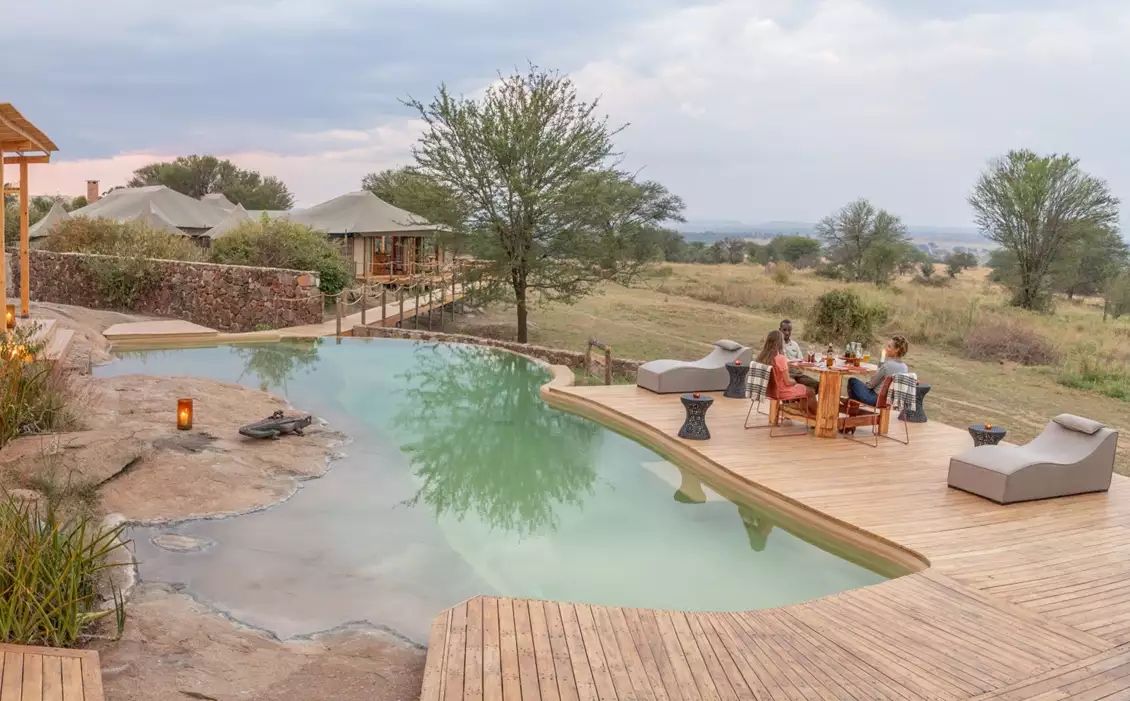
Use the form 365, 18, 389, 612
177, 398, 193, 431
4, 305, 14, 330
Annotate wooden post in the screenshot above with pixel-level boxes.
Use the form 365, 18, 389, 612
428, 284, 434, 329
398, 287, 405, 327
335, 297, 343, 337
381, 288, 387, 327
360, 286, 367, 326
0, 156, 5, 306
605, 346, 613, 386
19, 161, 29, 317
449, 268, 456, 324
584, 344, 592, 381
414, 284, 421, 329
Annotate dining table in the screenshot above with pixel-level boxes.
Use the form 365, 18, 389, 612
788, 358, 877, 438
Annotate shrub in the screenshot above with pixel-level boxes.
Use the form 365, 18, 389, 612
42, 217, 203, 307
961, 319, 1061, 366
0, 492, 127, 647
805, 289, 889, 345
210, 217, 352, 295
769, 261, 792, 285
1058, 357, 1130, 401
0, 324, 77, 448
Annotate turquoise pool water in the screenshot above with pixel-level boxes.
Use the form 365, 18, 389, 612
99, 339, 888, 643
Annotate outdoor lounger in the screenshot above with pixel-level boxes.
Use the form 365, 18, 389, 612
948, 414, 1118, 504
636, 339, 752, 394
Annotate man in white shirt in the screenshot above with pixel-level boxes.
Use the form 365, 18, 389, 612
780, 320, 820, 390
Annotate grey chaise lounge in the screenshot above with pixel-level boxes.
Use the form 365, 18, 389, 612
636, 340, 752, 394
948, 414, 1118, 504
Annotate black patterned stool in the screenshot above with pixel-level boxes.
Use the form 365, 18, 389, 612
724, 362, 751, 399
968, 424, 1006, 446
678, 394, 714, 440
899, 383, 931, 423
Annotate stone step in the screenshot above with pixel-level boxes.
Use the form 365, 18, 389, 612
42, 328, 74, 362
13, 317, 57, 347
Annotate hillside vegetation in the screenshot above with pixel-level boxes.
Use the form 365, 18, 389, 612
453, 263, 1130, 475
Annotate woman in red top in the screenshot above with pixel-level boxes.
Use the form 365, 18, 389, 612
756, 330, 817, 414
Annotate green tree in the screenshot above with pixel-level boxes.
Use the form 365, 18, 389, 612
920, 260, 936, 279
405, 65, 684, 343
969, 150, 1120, 310
769, 235, 822, 267
234, 341, 321, 393
1050, 224, 1128, 299
128, 155, 295, 210
945, 251, 978, 278
815, 198, 911, 284
718, 237, 746, 264
655, 229, 687, 262
209, 215, 352, 295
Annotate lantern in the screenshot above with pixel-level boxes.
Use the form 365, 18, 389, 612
177, 398, 193, 430
4, 304, 14, 330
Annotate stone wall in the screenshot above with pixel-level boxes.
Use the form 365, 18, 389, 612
351, 325, 644, 376
12, 250, 323, 332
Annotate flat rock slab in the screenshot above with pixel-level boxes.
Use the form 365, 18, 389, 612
103, 320, 219, 342
152, 534, 215, 553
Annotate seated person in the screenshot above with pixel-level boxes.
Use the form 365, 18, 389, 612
779, 319, 820, 390
847, 335, 909, 407
756, 330, 818, 415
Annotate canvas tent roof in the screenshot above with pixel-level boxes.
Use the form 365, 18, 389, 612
201, 204, 251, 239
130, 201, 185, 236
69, 185, 228, 231
201, 193, 237, 211
28, 201, 72, 239
289, 190, 439, 236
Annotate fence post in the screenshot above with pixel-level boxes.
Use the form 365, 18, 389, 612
414, 283, 421, 329
398, 287, 405, 327
360, 287, 367, 326
381, 288, 387, 327
450, 269, 456, 324
605, 346, 613, 386
335, 297, 343, 337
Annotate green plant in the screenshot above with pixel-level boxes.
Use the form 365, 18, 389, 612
0, 492, 127, 647
771, 261, 793, 285
0, 325, 77, 448
210, 216, 353, 295
1059, 357, 1130, 401
805, 289, 888, 345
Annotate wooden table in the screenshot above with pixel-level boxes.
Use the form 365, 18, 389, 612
789, 360, 875, 438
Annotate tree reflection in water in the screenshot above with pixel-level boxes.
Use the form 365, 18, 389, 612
393, 344, 600, 537
235, 341, 321, 393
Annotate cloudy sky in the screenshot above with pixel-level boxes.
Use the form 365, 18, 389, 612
4, 0, 1128, 227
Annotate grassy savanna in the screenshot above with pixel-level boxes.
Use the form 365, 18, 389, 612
452, 262, 1130, 475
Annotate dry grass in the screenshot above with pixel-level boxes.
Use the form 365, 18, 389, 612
450, 263, 1130, 475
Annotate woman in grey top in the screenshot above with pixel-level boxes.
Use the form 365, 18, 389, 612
847, 335, 909, 406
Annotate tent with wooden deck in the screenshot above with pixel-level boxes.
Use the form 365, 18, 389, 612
288, 190, 450, 280
0, 103, 58, 318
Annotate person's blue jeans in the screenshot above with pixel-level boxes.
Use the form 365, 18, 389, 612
847, 377, 879, 406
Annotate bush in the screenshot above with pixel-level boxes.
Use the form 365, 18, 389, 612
210, 217, 352, 295
769, 261, 792, 285
1059, 357, 1130, 401
961, 319, 1061, 366
805, 289, 889, 345
0, 492, 126, 647
43, 217, 203, 307
0, 324, 77, 448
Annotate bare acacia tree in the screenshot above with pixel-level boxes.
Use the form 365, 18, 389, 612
969, 150, 1120, 310
406, 66, 683, 342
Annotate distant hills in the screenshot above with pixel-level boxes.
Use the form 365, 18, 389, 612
674, 219, 991, 247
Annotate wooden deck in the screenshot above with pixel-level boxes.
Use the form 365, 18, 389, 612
422, 383, 1130, 701
0, 644, 103, 701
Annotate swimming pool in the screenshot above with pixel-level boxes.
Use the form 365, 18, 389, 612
99, 339, 890, 643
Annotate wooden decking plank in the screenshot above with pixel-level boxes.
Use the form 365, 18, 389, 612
513, 600, 545, 701
497, 599, 523, 701
972, 648, 1130, 701
711, 612, 804, 701
727, 610, 839, 701
422, 608, 452, 701
2, 653, 24, 701
683, 614, 746, 701
59, 657, 82, 701
23, 653, 43, 701
593, 606, 656, 701
636, 609, 689, 701
463, 597, 484, 701
751, 610, 864, 701
479, 599, 503, 701
41, 656, 62, 701
572, 604, 618, 701
620, 608, 673, 701
666, 611, 726, 701
558, 603, 599, 701
444, 602, 468, 701
653, 609, 712, 701
79, 653, 102, 701
543, 602, 580, 701
528, 599, 561, 701
700, 613, 774, 701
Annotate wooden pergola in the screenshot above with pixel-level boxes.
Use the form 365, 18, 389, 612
0, 103, 58, 318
